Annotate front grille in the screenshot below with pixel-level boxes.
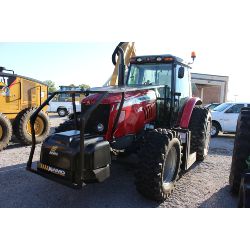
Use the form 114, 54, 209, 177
143, 105, 153, 120
82, 104, 110, 134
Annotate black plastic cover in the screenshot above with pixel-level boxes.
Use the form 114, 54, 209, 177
39, 130, 111, 183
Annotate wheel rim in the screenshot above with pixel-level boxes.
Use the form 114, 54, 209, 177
0, 124, 3, 140
26, 116, 45, 136
163, 147, 177, 184
211, 125, 217, 136
59, 109, 66, 116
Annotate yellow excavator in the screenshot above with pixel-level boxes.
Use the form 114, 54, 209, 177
105, 42, 136, 86
0, 67, 50, 151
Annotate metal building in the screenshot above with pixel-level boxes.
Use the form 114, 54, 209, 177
191, 73, 229, 105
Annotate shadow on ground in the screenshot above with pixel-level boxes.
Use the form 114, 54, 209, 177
209, 148, 232, 156
0, 161, 158, 208
199, 185, 238, 208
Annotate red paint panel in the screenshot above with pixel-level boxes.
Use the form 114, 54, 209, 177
179, 97, 202, 129
84, 89, 157, 140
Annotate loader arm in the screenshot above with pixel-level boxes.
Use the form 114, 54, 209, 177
109, 42, 136, 86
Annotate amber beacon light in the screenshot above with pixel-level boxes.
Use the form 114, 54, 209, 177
191, 51, 196, 62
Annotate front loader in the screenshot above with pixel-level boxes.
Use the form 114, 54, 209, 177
0, 67, 50, 151
27, 43, 211, 201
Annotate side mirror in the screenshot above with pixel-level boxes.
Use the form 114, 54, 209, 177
178, 67, 185, 79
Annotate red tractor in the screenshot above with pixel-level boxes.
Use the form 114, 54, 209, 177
27, 43, 211, 201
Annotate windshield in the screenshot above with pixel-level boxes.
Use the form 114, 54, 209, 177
127, 63, 172, 87
213, 103, 232, 112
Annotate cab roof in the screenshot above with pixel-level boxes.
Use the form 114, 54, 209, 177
131, 54, 190, 67
0, 72, 47, 86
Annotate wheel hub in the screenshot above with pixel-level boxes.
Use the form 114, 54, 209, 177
59, 109, 66, 116
0, 124, 3, 140
163, 147, 177, 185
26, 116, 45, 136
211, 125, 216, 136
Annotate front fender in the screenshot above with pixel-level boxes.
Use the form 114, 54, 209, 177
179, 97, 202, 129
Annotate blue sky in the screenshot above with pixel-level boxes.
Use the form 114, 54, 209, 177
0, 42, 245, 101
0, 42, 249, 101
1, 0, 250, 101
0, 42, 231, 84
0, 43, 118, 87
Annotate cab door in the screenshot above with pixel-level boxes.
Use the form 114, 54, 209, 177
222, 103, 245, 132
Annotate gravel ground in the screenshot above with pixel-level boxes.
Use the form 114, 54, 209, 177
0, 115, 238, 208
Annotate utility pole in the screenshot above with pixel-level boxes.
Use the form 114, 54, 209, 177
234, 95, 238, 102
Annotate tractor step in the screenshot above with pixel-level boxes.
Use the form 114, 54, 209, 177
187, 152, 197, 169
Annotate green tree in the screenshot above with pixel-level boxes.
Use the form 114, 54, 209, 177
43, 80, 57, 92
79, 84, 90, 90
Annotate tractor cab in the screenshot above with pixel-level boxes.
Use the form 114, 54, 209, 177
127, 55, 191, 98
126, 55, 192, 127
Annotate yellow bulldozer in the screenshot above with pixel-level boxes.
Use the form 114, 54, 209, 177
0, 66, 50, 151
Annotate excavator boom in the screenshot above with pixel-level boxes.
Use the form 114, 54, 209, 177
109, 42, 136, 86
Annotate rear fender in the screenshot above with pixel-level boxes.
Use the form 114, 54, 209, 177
179, 97, 202, 129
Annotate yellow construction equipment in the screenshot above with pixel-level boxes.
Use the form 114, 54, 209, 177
106, 42, 136, 86
0, 66, 50, 151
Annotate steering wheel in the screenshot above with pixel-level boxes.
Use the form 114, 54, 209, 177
144, 81, 154, 85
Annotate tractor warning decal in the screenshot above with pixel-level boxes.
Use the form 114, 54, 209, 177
38, 163, 66, 177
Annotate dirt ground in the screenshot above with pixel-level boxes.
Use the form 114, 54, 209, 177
0, 115, 238, 208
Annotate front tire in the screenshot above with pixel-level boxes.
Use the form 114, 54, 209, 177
57, 108, 68, 117
189, 106, 212, 161
0, 113, 12, 151
229, 108, 250, 194
211, 121, 220, 138
13, 108, 50, 145
135, 129, 181, 201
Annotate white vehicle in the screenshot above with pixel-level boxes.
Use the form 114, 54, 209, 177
211, 102, 250, 137
47, 95, 81, 117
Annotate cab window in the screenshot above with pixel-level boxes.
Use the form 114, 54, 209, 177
127, 63, 172, 87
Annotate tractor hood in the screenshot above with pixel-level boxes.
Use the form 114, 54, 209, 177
82, 86, 157, 105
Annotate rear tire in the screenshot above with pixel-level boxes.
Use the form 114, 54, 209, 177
229, 108, 250, 194
0, 113, 12, 151
135, 129, 181, 201
13, 108, 50, 145
189, 106, 211, 161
